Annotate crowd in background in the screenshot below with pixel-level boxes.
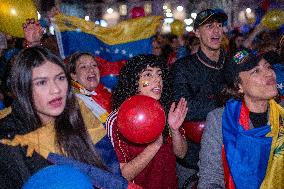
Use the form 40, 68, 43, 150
0, 5, 283, 189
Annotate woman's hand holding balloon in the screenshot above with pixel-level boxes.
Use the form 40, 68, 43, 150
168, 98, 188, 132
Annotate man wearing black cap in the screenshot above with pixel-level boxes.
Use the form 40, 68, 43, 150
172, 9, 228, 186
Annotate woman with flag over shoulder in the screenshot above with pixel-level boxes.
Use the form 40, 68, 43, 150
198, 49, 284, 189
67, 52, 111, 124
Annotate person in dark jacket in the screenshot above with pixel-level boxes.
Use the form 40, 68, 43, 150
172, 9, 228, 187
0, 46, 140, 189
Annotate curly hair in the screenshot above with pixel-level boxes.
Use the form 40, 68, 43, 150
112, 54, 172, 112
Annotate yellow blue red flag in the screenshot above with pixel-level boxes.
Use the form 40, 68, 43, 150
222, 99, 284, 189
53, 14, 161, 90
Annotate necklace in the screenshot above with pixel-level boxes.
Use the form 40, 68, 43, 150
197, 51, 225, 70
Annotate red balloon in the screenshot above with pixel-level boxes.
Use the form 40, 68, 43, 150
117, 95, 166, 144
131, 7, 145, 19
183, 121, 205, 144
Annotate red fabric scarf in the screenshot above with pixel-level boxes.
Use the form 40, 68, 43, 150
92, 83, 112, 113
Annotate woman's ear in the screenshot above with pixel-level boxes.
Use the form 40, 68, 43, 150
238, 83, 244, 94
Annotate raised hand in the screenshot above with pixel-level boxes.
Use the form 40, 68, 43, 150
168, 98, 188, 131
23, 18, 44, 47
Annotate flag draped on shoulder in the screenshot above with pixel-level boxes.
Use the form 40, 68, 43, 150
222, 99, 284, 189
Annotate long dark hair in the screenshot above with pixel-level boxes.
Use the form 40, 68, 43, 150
10, 46, 106, 169
112, 54, 172, 136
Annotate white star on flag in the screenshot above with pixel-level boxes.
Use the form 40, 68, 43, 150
114, 48, 119, 54
121, 50, 126, 54
277, 83, 284, 90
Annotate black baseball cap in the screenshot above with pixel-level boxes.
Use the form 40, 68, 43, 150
225, 49, 265, 84
194, 9, 228, 29
262, 50, 282, 65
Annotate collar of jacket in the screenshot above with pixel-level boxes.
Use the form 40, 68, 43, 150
197, 48, 225, 70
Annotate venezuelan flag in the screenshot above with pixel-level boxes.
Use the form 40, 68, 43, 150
53, 14, 161, 87
260, 100, 284, 189
222, 99, 284, 189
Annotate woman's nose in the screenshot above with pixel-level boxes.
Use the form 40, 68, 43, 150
50, 81, 61, 94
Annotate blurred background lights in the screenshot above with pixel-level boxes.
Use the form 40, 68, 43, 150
191, 12, 197, 19
238, 10, 247, 23
184, 18, 193, 25
186, 26, 193, 32
49, 25, 55, 35
107, 8, 114, 14
177, 6, 183, 12
37, 11, 41, 20
10, 8, 17, 16
4, 0, 278, 36
164, 17, 174, 24
144, 3, 152, 15
166, 12, 173, 17
173, 9, 186, 20
100, 19, 108, 27
246, 8, 251, 13
119, 4, 127, 15
161, 23, 171, 33
84, 15, 90, 21
103, 9, 119, 26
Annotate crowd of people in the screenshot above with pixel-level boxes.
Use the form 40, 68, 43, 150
0, 6, 283, 189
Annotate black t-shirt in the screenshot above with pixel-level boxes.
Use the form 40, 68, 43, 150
172, 49, 227, 121
249, 111, 268, 128
172, 49, 227, 168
